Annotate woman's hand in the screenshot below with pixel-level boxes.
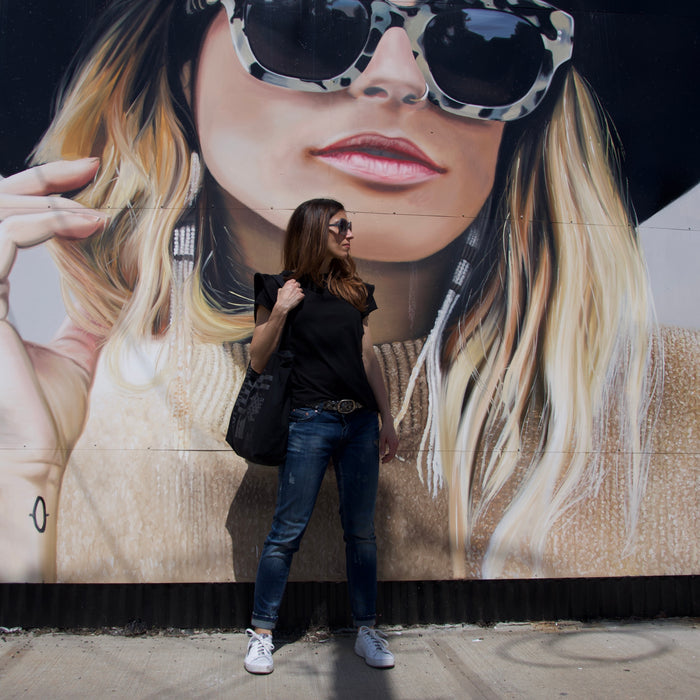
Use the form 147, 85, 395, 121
275, 278, 304, 314
361, 318, 399, 463
249, 279, 304, 373
379, 419, 399, 464
0, 159, 108, 582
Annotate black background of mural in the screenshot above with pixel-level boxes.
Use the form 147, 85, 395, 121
0, 0, 699, 222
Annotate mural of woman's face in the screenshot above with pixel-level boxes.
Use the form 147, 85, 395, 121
194, 9, 504, 263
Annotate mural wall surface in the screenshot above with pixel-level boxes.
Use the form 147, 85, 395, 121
0, 1, 698, 584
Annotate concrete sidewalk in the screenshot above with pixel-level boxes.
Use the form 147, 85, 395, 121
0, 619, 697, 699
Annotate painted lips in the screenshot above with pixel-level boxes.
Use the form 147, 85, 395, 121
311, 133, 446, 185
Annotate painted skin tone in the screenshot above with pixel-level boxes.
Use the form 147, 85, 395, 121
0, 158, 106, 582
194, 9, 505, 342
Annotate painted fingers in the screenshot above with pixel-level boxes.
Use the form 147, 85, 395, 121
0, 159, 107, 319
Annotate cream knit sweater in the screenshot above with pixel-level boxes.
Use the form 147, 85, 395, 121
56, 328, 698, 582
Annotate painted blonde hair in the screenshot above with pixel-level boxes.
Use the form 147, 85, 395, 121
33, 3, 247, 372
398, 69, 660, 577
35, 2, 659, 577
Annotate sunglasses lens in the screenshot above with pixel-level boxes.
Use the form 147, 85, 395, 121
424, 10, 545, 107
245, 0, 371, 81
332, 219, 351, 235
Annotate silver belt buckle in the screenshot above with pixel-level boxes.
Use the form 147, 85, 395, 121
336, 399, 356, 414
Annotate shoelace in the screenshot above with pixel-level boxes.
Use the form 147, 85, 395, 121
363, 628, 390, 654
246, 628, 274, 658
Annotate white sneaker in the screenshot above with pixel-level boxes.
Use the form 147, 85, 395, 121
354, 626, 395, 669
244, 628, 274, 674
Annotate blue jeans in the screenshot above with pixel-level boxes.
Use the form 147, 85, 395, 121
251, 406, 380, 630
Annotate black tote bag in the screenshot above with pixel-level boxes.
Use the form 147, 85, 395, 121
226, 273, 294, 465
226, 347, 293, 465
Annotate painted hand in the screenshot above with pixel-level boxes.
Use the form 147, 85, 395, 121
0, 159, 108, 319
0, 159, 108, 582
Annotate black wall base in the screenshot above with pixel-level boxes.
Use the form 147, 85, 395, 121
1, 577, 697, 632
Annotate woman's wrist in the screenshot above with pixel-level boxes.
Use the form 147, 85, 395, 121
270, 303, 291, 322
0, 470, 59, 582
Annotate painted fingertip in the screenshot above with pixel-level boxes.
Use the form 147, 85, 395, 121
78, 208, 108, 219
71, 212, 108, 234
68, 156, 99, 167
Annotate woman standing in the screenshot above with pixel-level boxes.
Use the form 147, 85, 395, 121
244, 199, 398, 673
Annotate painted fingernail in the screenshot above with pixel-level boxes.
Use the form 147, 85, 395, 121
74, 212, 108, 228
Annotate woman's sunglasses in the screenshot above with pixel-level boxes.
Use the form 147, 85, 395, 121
216, 0, 573, 122
329, 218, 353, 236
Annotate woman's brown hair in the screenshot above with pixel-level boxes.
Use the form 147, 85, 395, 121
283, 198, 368, 312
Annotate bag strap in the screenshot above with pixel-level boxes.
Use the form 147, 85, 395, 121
270, 273, 296, 353
253, 272, 295, 354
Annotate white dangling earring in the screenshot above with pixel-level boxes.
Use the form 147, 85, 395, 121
394, 208, 487, 495
185, 151, 202, 207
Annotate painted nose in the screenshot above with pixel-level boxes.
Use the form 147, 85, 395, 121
347, 27, 427, 106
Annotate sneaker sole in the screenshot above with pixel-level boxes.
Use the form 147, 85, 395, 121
244, 662, 273, 674
354, 648, 394, 669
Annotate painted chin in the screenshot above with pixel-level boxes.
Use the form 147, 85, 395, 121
310, 133, 446, 187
